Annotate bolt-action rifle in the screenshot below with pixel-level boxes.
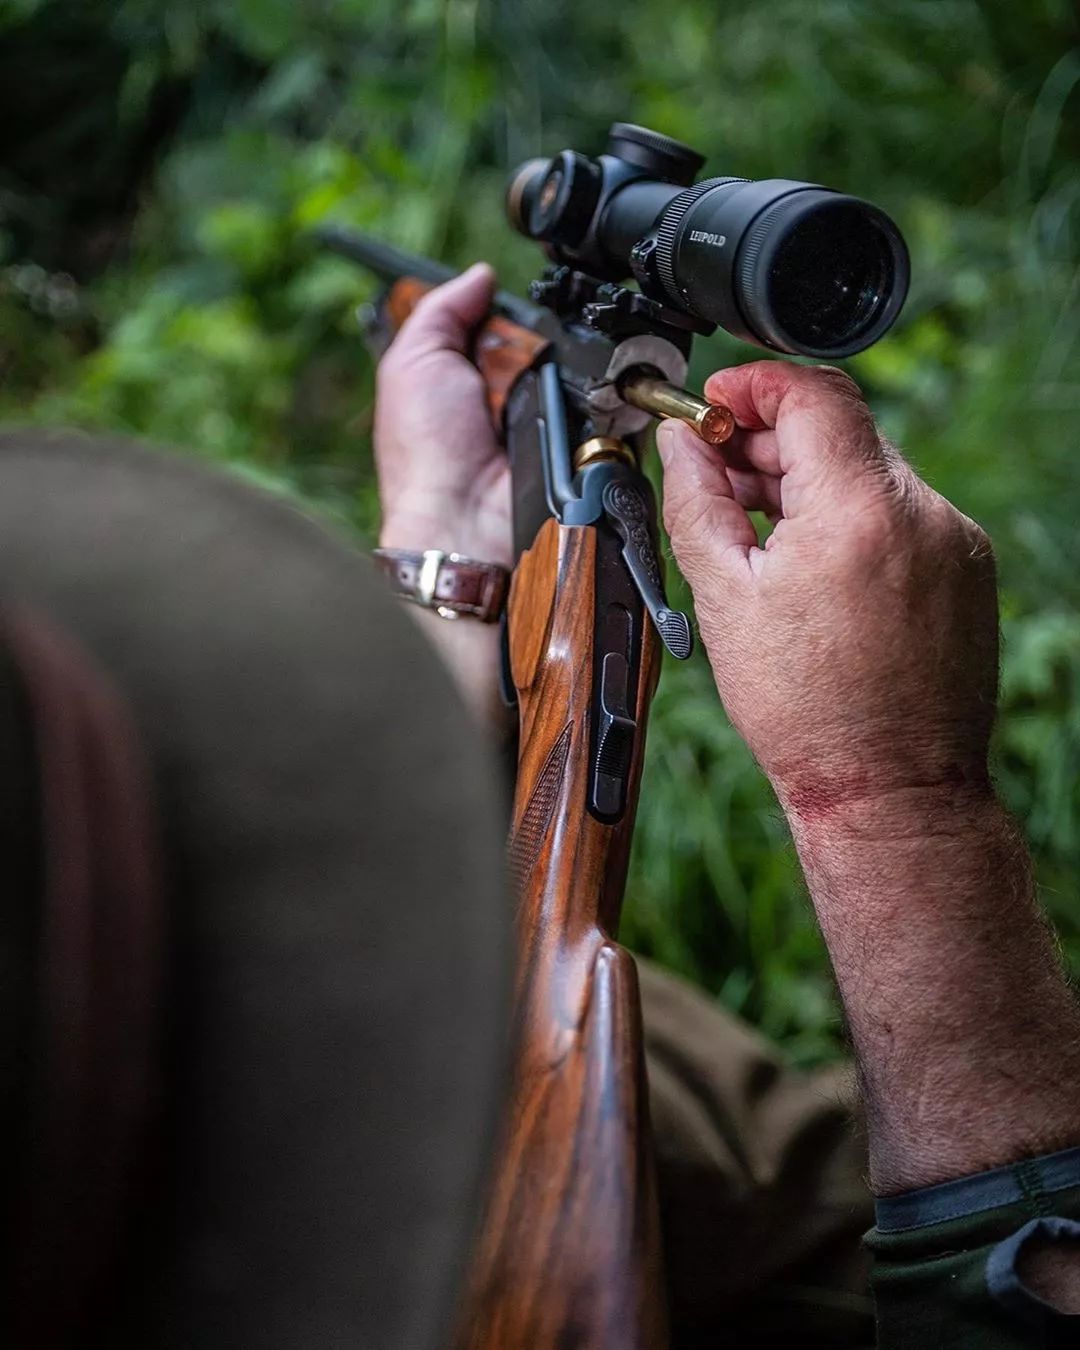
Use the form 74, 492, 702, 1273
320, 121, 909, 1349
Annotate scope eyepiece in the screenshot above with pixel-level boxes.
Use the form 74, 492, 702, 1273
528, 151, 603, 245
507, 125, 909, 359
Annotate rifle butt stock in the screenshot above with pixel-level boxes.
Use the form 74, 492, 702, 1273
456, 518, 668, 1350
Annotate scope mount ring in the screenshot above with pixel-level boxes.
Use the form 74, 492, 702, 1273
585, 334, 689, 438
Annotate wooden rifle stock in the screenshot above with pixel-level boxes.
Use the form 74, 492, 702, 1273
457, 519, 668, 1348
381, 275, 669, 1349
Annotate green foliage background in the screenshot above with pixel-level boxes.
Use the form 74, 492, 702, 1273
2, 0, 1078, 1062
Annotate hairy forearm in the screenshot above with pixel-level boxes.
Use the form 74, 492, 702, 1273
785, 784, 1080, 1196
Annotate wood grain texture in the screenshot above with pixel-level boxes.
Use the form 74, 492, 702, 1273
384, 277, 548, 427
472, 314, 549, 427
457, 518, 668, 1350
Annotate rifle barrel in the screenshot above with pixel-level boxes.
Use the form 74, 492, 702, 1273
315, 224, 544, 327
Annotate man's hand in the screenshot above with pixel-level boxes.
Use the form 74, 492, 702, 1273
374, 264, 512, 725
659, 362, 1080, 1200
657, 361, 998, 824
376, 263, 512, 569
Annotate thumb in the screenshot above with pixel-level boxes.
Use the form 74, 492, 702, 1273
657, 419, 758, 587
394, 262, 496, 359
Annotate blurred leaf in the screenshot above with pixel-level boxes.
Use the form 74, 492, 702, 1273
195, 201, 283, 277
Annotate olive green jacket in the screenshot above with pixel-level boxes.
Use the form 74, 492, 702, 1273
869, 1146, 1080, 1346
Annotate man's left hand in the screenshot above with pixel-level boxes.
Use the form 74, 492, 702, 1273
376, 263, 512, 569
373, 263, 512, 725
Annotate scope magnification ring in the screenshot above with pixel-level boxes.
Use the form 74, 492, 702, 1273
653, 177, 748, 309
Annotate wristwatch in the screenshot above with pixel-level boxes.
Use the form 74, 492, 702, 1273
371, 548, 510, 623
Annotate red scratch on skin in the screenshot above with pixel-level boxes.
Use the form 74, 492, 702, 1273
782, 770, 871, 822
781, 760, 987, 824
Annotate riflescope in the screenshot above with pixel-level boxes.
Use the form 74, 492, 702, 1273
507, 122, 909, 359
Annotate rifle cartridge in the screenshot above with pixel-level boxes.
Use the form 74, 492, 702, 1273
618, 370, 735, 445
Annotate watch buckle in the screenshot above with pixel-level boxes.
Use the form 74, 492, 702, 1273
416, 549, 461, 620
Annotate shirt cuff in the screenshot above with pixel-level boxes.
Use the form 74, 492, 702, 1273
874, 1145, 1080, 1233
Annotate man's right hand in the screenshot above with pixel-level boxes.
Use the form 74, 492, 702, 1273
658, 362, 1080, 1202
656, 361, 999, 830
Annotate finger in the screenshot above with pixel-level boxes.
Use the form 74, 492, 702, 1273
725, 465, 783, 515
656, 419, 758, 583
703, 361, 890, 517
390, 262, 496, 360
661, 422, 782, 514
717, 423, 781, 477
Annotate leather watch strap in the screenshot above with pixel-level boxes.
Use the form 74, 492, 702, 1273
371, 548, 510, 623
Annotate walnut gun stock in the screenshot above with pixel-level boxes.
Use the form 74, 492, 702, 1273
458, 516, 667, 1348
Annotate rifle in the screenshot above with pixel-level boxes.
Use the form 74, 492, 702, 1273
319, 122, 909, 1349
